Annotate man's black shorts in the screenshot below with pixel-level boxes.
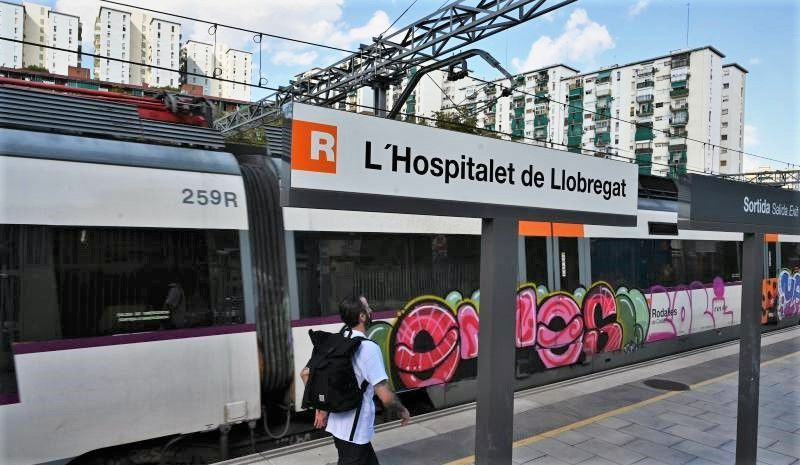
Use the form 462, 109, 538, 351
333, 436, 380, 465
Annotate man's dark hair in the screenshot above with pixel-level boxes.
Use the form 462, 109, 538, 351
339, 295, 366, 328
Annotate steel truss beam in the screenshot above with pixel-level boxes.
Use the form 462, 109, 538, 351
720, 170, 800, 190
213, 0, 577, 135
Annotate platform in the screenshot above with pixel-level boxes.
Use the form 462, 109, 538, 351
220, 327, 800, 465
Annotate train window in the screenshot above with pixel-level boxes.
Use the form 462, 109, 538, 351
0, 225, 244, 350
767, 242, 778, 277
782, 242, 800, 271
590, 239, 742, 290
524, 237, 548, 285
294, 233, 481, 318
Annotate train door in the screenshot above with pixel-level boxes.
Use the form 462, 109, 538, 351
556, 237, 581, 292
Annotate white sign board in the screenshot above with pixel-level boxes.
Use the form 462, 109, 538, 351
0, 156, 248, 230
285, 103, 638, 225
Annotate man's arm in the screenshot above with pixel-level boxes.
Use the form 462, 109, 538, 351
300, 367, 328, 429
374, 380, 410, 426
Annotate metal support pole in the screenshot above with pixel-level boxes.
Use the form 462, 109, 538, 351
475, 217, 518, 465
373, 85, 387, 117
735, 232, 764, 465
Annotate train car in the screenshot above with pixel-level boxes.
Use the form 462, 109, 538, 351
283, 162, 800, 410
0, 81, 260, 465
1, 79, 798, 465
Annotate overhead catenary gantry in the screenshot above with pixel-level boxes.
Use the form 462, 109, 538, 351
213, 0, 578, 135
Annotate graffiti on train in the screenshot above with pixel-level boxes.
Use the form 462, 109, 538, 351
778, 268, 800, 320
366, 279, 736, 390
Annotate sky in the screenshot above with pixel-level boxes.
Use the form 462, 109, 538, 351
27, 0, 800, 169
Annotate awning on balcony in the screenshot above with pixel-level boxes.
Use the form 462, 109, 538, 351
635, 126, 654, 141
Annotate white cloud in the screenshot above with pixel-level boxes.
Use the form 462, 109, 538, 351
272, 50, 319, 67
511, 8, 614, 72
748, 57, 761, 65
744, 124, 759, 151
628, 0, 650, 17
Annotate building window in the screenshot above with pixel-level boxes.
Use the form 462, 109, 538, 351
722, 109, 728, 115
723, 83, 729, 89
720, 160, 727, 167
721, 134, 728, 140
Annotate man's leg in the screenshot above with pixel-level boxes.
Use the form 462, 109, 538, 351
333, 437, 379, 465
363, 442, 380, 465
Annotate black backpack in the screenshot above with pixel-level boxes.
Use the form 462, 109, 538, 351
302, 328, 369, 415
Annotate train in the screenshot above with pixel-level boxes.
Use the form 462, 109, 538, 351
1, 79, 798, 465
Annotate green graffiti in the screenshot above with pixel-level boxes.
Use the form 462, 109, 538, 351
365, 321, 395, 390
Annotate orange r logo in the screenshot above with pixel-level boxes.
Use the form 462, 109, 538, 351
291, 120, 338, 174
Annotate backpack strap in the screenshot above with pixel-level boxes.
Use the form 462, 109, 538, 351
348, 380, 370, 442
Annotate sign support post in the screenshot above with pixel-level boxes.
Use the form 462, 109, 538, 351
678, 174, 799, 465
475, 217, 519, 465
735, 232, 764, 465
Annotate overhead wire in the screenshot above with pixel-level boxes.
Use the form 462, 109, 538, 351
340, 101, 709, 175
381, 0, 420, 37
13, 1, 793, 169
466, 75, 795, 169
0, 37, 277, 92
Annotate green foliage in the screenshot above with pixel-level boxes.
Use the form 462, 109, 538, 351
431, 108, 500, 139
24, 65, 49, 73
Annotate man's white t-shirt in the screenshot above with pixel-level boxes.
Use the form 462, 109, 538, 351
326, 329, 388, 445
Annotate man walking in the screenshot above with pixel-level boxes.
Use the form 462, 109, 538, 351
302, 296, 410, 465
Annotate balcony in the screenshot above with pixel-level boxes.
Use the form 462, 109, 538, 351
568, 86, 583, 98
636, 80, 654, 89
595, 108, 611, 121
595, 84, 611, 97
595, 132, 611, 146
635, 124, 654, 141
670, 103, 689, 112
635, 152, 652, 174
635, 141, 653, 153
595, 120, 610, 132
670, 128, 688, 139
534, 114, 549, 128
636, 93, 654, 103
670, 88, 689, 98
596, 96, 612, 110
671, 57, 689, 68
534, 128, 547, 140
670, 111, 689, 125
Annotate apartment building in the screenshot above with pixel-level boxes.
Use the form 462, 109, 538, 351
7, 2, 81, 74
94, 7, 130, 83
46, 10, 80, 74
182, 40, 214, 95
561, 47, 732, 177
146, 17, 180, 88
0, 1, 23, 68
94, 6, 181, 88
719, 63, 747, 174
180, 42, 251, 100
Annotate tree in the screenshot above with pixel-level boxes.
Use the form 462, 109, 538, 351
24, 64, 49, 73
431, 108, 500, 139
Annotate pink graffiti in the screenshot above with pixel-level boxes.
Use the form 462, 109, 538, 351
457, 304, 479, 359
516, 287, 537, 348
536, 293, 584, 368
582, 284, 622, 353
393, 302, 460, 388
646, 280, 728, 341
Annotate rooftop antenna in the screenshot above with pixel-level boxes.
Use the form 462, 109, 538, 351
685, 2, 690, 47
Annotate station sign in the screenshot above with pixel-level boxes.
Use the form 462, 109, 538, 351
282, 102, 638, 226
678, 174, 800, 234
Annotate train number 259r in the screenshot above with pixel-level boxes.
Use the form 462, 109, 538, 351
181, 189, 239, 207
